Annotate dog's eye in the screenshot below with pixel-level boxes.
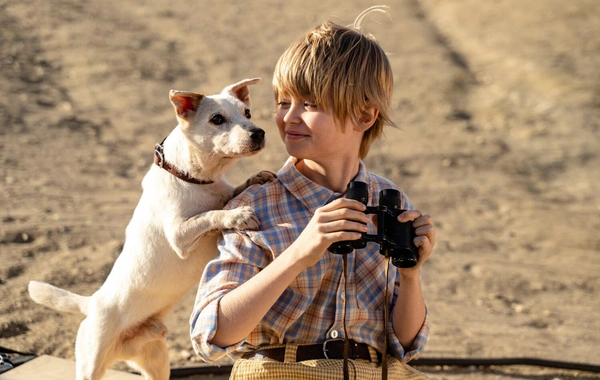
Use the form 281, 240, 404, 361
210, 114, 226, 125
245, 109, 251, 119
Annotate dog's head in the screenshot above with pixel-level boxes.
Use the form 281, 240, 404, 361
169, 78, 265, 159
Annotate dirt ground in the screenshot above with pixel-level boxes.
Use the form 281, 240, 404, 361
1, 0, 599, 379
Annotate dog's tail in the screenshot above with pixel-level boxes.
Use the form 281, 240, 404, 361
28, 281, 89, 315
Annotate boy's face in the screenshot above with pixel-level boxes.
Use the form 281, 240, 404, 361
275, 96, 364, 165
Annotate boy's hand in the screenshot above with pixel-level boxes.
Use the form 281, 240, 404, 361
398, 210, 435, 274
288, 198, 369, 268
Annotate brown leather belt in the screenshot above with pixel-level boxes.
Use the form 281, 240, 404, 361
242, 339, 381, 363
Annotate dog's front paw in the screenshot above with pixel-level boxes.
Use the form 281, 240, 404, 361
246, 170, 277, 186
224, 206, 259, 231
233, 171, 277, 197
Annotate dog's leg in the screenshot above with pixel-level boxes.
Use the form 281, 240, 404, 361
75, 307, 122, 380
75, 318, 111, 380
166, 171, 276, 259
166, 207, 259, 259
127, 338, 170, 380
119, 317, 168, 358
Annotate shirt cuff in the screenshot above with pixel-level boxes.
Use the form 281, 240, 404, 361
388, 309, 429, 362
190, 294, 246, 365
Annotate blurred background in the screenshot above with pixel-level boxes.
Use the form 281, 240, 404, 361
1, 0, 599, 378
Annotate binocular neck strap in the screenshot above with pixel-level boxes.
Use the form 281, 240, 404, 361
340, 253, 390, 380
382, 254, 390, 380
342, 255, 350, 380
342, 250, 390, 380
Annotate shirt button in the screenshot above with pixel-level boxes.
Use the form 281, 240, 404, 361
330, 330, 339, 339
340, 291, 345, 299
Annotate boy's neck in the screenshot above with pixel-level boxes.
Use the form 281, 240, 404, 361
296, 158, 360, 193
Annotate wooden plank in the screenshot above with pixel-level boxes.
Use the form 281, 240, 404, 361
0, 355, 141, 380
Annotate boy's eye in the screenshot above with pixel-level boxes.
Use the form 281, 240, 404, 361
303, 101, 317, 109
277, 101, 291, 109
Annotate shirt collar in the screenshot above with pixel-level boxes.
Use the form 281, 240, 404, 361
277, 157, 372, 214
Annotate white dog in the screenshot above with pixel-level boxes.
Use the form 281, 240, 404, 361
28, 78, 273, 380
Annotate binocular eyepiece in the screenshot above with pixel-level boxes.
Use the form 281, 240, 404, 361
327, 181, 418, 268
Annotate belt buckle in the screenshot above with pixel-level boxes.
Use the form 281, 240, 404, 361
322, 338, 344, 359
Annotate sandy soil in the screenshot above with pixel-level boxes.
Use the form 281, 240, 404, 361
1, 0, 599, 379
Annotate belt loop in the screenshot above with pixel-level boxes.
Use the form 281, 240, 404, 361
367, 346, 379, 363
284, 344, 298, 363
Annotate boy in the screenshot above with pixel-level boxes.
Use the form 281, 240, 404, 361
191, 8, 435, 379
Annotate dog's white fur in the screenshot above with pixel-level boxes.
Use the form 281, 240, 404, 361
28, 78, 273, 380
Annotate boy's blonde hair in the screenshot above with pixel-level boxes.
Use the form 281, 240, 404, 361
273, 8, 395, 159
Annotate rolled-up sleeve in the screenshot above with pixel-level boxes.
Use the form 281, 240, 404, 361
189, 227, 266, 364
402, 312, 429, 363
391, 311, 429, 362
386, 270, 429, 362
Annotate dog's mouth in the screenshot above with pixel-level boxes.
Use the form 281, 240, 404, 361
251, 139, 266, 152
221, 141, 265, 159
238, 141, 265, 156
217, 127, 266, 158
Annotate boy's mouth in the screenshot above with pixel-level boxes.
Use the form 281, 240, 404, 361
285, 130, 308, 140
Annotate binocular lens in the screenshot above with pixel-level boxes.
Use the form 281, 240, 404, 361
390, 248, 418, 268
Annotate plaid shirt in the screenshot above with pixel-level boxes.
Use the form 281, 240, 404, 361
190, 157, 429, 365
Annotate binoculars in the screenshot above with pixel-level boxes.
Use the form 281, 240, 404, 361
327, 181, 418, 268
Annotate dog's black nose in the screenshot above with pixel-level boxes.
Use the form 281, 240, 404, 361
250, 128, 265, 144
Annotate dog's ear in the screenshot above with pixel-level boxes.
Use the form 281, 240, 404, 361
170, 91, 204, 121
222, 78, 261, 107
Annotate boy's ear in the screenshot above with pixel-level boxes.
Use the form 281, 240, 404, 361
355, 107, 379, 132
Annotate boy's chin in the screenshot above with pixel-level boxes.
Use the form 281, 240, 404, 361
283, 143, 307, 158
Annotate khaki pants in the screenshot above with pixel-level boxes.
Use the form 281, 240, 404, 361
230, 356, 428, 380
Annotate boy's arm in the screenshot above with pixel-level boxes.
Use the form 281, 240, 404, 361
210, 244, 305, 347
392, 271, 427, 349
391, 210, 435, 350
211, 197, 369, 347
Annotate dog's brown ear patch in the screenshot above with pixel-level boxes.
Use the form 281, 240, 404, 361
169, 91, 204, 120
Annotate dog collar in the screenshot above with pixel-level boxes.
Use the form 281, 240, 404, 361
153, 140, 214, 185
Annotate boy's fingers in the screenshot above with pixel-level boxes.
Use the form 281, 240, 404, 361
323, 198, 367, 212
413, 214, 433, 228
398, 210, 422, 222
414, 236, 430, 248
327, 219, 368, 233
416, 223, 435, 240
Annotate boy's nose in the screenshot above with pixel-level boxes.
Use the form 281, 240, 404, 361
283, 105, 302, 124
